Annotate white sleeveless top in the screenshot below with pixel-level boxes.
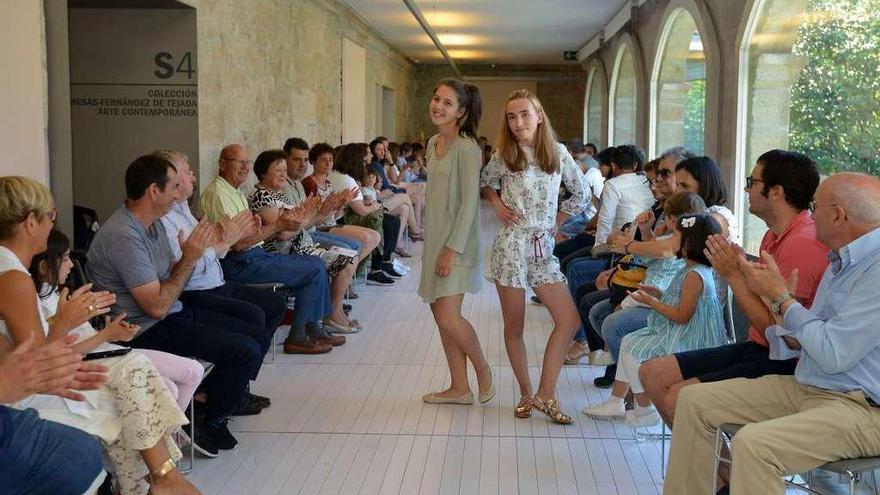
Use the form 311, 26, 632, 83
0, 245, 47, 341
0, 245, 121, 442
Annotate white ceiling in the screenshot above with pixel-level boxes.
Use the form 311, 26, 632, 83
342, 0, 628, 65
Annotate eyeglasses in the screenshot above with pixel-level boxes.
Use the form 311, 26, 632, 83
644, 177, 660, 186
745, 176, 765, 189
657, 168, 674, 179
221, 157, 253, 167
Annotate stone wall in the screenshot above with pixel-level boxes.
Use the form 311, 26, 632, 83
181, 0, 414, 181
408, 64, 586, 145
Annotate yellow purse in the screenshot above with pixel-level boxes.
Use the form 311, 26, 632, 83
609, 254, 647, 305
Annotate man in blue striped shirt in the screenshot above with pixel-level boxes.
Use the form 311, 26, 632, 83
663, 173, 880, 495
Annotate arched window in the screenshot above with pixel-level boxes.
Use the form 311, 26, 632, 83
609, 44, 637, 146
737, 0, 880, 253
652, 9, 705, 157
584, 66, 603, 147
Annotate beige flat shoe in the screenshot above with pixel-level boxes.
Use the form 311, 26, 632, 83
478, 369, 496, 404
422, 391, 474, 405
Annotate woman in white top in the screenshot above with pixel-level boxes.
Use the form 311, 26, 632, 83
0, 176, 198, 495
480, 89, 588, 424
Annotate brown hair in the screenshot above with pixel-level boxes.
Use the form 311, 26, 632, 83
495, 89, 560, 174
432, 78, 482, 140
664, 191, 707, 217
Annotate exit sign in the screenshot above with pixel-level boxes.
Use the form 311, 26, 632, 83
564, 50, 578, 61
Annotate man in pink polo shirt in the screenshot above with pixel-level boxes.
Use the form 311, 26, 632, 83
640, 149, 829, 426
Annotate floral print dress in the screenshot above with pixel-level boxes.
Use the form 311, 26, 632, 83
249, 186, 353, 276
480, 143, 587, 289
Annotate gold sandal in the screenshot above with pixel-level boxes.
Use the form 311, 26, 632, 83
532, 396, 573, 424
514, 395, 532, 418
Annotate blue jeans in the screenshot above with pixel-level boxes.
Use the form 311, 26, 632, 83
221, 248, 331, 328
0, 407, 104, 495
576, 288, 612, 350
553, 232, 595, 261
312, 230, 360, 252
559, 213, 588, 238
594, 304, 651, 359
566, 256, 608, 300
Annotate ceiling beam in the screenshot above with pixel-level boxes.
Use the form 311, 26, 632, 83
401, 0, 464, 78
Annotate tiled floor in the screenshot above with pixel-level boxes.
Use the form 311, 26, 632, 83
188, 204, 869, 494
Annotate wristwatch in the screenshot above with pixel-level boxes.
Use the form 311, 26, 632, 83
771, 292, 795, 315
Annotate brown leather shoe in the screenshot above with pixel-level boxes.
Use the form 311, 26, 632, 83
311, 334, 346, 346
307, 327, 347, 346
283, 340, 332, 354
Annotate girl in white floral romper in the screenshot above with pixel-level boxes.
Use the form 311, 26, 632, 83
480, 89, 588, 424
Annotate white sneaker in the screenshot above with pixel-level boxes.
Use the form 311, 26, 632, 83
625, 408, 661, 427
392, 259, 410, 274
588, 350, 615, 366
582, 398, 625, 419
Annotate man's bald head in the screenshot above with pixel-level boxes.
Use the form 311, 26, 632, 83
822, 173, 880, 225
813, 173, 880, 249
218, 143, 252, 188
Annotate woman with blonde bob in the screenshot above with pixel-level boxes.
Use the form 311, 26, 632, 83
480, 89, 588, 424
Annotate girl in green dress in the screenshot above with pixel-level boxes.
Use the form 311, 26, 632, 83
419, 78, 494, 405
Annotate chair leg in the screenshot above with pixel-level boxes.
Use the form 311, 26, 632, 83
661, 422, 667, 476
712, 427, 729, 495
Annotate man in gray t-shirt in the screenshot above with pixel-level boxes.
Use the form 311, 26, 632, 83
87, 205, 182, 332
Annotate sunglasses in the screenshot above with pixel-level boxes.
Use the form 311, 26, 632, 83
657, 168, 674, 179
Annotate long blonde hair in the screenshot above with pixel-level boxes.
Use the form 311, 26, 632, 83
495, 89, 559, 173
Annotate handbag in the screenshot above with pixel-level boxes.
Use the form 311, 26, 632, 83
608, 254, 647, 306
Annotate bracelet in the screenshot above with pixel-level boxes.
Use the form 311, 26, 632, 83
147, 459, 176, 482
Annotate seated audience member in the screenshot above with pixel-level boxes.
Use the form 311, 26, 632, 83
676, 156, 738, 241
86, 155, 262, 457
0, 337, 109, 495
557, 143, 605, 241
32, 228, 205, 413
369, 137, 424, 241
199, 144, 334, 354
583, 214, 726, 427
550, 146, 615, 264
663, 173, 880, 495
559, 145, 655, 303
1, 175, 198, 494
333, 143, 404, 285
155, 149, 286, 412
593, 144, 656, 247
283, 139, 365, 256
249, 149, 357, 335
641, 150, 829, 425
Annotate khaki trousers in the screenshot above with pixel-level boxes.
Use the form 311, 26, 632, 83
663, 374, 880, 495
